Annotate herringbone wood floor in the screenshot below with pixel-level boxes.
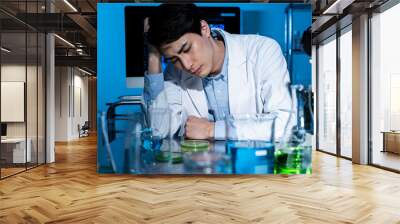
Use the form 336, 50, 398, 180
1, 135, 400, 224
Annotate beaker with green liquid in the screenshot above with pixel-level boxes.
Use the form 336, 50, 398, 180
274, 85, 313, 174
274, 142, 312, 174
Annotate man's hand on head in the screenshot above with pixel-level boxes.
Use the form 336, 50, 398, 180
144, 17, 162, 74
147, 46, 162, 74
185, 116, 214, 140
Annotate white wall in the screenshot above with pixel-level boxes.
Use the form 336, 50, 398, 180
55, 67, 69, 141
1, 65, 26, 139
73, 73, 89, 137
1, 64, 46, 164
1, 65, 26, 81
1, 82, 25, 122
55, 67, 89, 141
1, 65, 40, 138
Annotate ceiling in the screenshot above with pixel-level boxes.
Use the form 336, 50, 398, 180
1, 0, 97, 73
0, 0, 392, 75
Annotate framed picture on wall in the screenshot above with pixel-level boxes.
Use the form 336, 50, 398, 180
1, 81, 25, 122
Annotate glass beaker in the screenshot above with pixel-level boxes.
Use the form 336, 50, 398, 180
274, 85, 312, 174
98, 111, 147, 174
142, 104, 172, 152
225, 113, 277, 174
274, 139, 312, 174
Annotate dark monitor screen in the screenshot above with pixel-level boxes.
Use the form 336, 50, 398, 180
1, 123, 6, 137
124, 6, 156, 78
124, 6, 240, 79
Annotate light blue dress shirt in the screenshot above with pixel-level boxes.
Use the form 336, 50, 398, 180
202, 33, 229, 140
144, 30, 229, 139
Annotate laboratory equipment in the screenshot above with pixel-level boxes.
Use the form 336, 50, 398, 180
225, 113, 277, 174
274, 85, 313, 174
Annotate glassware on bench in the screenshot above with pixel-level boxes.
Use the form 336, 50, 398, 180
142, 94, 171, 152
274, 85, 312, 174
225, 113, 277, 174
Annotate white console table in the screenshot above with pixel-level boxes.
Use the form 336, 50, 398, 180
1, 138, 32, 163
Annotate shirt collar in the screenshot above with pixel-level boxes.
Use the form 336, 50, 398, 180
204, 29, 229, 82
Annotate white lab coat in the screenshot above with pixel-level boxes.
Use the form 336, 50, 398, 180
151, 30, 293, 140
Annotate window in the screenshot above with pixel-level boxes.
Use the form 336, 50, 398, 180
339, 28, 352, 158
0, 1, 47, 179
317, 36, 337, 154
370, 2, 400, 171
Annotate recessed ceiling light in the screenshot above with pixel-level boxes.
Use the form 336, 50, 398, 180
77, 67, 93, 76
54, 34, 75, 48
63, 0, 78, 12
1, 47, 11, 53
322, 0, 354, 15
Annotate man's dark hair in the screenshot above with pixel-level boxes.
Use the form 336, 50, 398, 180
147, 3, 203, 50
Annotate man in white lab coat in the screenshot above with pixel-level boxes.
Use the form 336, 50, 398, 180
145, 3, 292, 140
